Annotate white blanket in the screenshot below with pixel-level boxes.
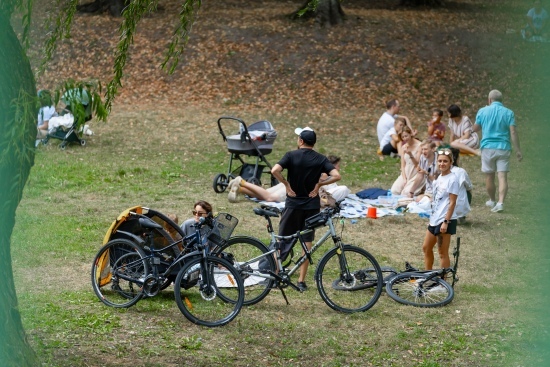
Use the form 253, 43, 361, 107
247, 193, 404, 218
48, 114, 74, 133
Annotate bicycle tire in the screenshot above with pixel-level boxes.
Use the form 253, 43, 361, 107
174, 255, 244, 327
91, 238, 149, 308
213, 235, 276, 306
315, 245, 383, 313
385, 272, 454, 307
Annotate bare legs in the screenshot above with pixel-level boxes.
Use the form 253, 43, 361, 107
485, 172, 496, 202
298, 241, 313, 283
422, 231, 451, 270
496, 171, 508, 203
485, 171, 508, 203
450, 141, 480, 156
228, 178, 283, 202
238, 182, 273, 201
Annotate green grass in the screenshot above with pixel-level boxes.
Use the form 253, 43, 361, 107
14, 124, 538, 365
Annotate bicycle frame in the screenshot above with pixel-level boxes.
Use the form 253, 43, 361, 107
387, 237, 461, 287
232, 208, 343, 291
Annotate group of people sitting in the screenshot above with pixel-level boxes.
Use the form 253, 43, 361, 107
377, 100, 480, 160
376, 99, 474, 221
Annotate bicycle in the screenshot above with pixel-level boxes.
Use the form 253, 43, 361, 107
384, 237, 461, 307
91, 212, 245, 327
213, 202, 384, 313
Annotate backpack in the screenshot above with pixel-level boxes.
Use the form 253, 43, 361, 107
319, 187, 336, 208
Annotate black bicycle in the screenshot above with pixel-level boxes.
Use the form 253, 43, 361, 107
91, 213, 245, 327
213, 202, 384, 313
384, 237, 461, 307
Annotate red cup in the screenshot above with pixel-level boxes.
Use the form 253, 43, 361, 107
367, 207, 377, 219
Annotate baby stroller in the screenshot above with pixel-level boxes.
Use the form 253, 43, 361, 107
213, 116, 278, 193
43, 88, 92, 150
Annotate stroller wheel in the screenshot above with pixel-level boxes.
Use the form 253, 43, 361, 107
80, 139, 86, 146
59, 142, 67, 150
213, 173, 228, 193
247, 177, 261, 186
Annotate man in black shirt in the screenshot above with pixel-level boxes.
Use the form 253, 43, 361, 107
271, 127, 341, 291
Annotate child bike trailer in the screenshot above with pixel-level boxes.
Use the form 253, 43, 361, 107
213, 116, 279, 193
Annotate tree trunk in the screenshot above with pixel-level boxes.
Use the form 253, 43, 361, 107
77, 0, 127, 17
0, 11, 39, 367
291, 0, 346, 26
400, 0, 444, 6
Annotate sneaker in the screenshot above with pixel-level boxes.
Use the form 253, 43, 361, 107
485, 200, 496, 208
227, 176, 241, 203
427, 285, 447, 293
228, 190, 238, 203
491, 203, 504, 213
296, 281, 308, 292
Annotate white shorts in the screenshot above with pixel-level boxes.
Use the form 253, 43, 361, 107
481, 149, 510, 173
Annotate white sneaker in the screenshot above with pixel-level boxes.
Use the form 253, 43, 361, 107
427, 285, 447, 293
227, 176, 241, 203
491, 203, 504, 213
485, 200, 496, 208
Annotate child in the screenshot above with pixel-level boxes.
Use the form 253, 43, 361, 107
427, 109, 445, 146
379, 117, 405, 157
412, 140, 438, 201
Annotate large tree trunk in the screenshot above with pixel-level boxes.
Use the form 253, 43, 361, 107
77, 0, 127, 17
400, 0, 444, 6
291, 0, 346, 26
0, 11, 39, 367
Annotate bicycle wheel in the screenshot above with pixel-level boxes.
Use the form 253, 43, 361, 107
174, 256, 244, 327
91, 238, 149, 308
385, 272, 454, 307
315, 245, 383, 313
213, 236, 276, 306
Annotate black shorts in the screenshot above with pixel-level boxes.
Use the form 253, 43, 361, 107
428, 220, 457, 236
381, 142, 398, 156
279, 207, 319, 242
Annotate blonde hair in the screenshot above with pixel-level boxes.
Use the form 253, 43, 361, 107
420, 139, 436, 149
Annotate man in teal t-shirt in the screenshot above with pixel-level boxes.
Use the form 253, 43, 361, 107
474, 90, 523, 213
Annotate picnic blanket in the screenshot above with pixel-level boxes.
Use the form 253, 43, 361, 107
247, 194, 407, 218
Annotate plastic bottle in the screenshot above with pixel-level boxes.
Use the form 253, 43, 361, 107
387, 189, 392, 198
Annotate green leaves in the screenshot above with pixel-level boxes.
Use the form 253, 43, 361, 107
161, 0, 202, 74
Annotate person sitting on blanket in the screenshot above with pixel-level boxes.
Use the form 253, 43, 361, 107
227, 155, 350, 203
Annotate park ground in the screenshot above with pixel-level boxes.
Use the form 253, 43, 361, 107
11, 0, 550, 366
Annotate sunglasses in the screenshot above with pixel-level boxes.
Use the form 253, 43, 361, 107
438, 149, 452, 156
192, 210, 208, 216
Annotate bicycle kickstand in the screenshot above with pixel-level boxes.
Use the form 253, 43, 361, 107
266, 270, 296, 305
